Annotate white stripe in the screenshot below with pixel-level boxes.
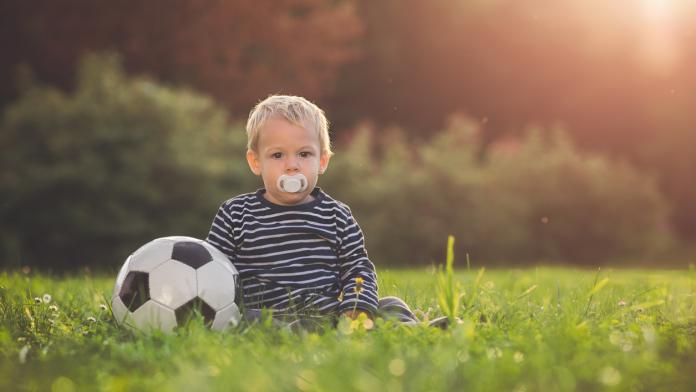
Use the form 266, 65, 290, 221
241, 238, 325, 251
249, 210, 336, 221
237, 246, 334, 259
258, 268, 335, 278
207, 232, 235, 250
235, 254, 337, 267
243, 224, 335, 237
239, 218, 335, 232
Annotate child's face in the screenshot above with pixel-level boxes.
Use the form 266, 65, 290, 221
246, 118, 330, 206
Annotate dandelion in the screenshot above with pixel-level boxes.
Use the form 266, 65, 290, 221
351, 276, 365, 316
354, 277, 364, 294
48, 305, 58, 312
86, 316, 97, 323
42, 294, 51, 304
34, 297, 42, 304
99, 304, 108, 311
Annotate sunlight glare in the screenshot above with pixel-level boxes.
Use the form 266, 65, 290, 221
638, 0, 680, 76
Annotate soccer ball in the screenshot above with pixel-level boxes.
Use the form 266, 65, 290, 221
111, 236, 241, 333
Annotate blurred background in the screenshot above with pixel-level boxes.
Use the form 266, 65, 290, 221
1, 0, 695, 270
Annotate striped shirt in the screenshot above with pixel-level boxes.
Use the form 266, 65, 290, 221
206, 188, 379, 316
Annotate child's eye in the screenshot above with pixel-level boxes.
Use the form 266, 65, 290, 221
299, 151, 312, 158
271, 152, 283, 159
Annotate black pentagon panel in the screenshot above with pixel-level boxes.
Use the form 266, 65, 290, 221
234, 275, 242, 306
175, 298, 216, 327
171, 241, 212, 269
119, 271, 150, 312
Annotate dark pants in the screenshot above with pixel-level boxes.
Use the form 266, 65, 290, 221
243, 295, 419, 327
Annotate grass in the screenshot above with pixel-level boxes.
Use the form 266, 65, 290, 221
1, 266, 695, 391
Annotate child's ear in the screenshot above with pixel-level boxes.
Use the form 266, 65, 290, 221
246, 149, 262, 175
319, 152, 331, 174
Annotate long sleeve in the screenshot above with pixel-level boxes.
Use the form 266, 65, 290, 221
336, 208, 379, 316
205, 202, 237, 261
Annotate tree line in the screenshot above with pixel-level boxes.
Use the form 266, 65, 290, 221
0, 55, 675, 269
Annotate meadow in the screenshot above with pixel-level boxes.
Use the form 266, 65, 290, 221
1, 266, 695, 391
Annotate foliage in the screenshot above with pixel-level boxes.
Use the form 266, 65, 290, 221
0, 53, 677, 269
1, 267, 695, 391
0, 53, 253, 268
0, 0, 363, 113
4, 0, 696, 242
323, 119, 674, 265
437, 235, 462, 323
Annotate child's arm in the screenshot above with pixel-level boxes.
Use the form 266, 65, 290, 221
336, 208, 379, 319
205, 202, 237, 260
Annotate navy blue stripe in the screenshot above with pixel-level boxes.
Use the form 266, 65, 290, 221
206, 188, 379, 315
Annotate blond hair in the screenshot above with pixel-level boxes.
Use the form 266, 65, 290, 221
246, 95, 333, 156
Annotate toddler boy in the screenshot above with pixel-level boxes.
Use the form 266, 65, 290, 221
205, 95, 419, 326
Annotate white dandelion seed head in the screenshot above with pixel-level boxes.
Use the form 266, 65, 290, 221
599, 366, 622, 386
19, 345, 30, 364
42, 294, 51, 304
486, 347, 502, 360
642, 325, 656, 345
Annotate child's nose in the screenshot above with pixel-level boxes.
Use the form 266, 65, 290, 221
285, 156, 300, 172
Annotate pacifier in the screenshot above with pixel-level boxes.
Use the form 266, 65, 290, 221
277, 173, 308, 193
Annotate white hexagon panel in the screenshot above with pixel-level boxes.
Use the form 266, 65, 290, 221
205, 243, 236, 271
149, 260, 197, 309
161, 235, 202, 244
128, 238, 175, 273
211, 302, 242, 331
131, 301, 178, 334
111, 294, 135, 328
197, 260, 237, 310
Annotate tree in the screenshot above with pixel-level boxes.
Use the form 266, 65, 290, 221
0, 0, 363, 114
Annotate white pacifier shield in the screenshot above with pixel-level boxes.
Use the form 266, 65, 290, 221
277, 174, 308, 193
